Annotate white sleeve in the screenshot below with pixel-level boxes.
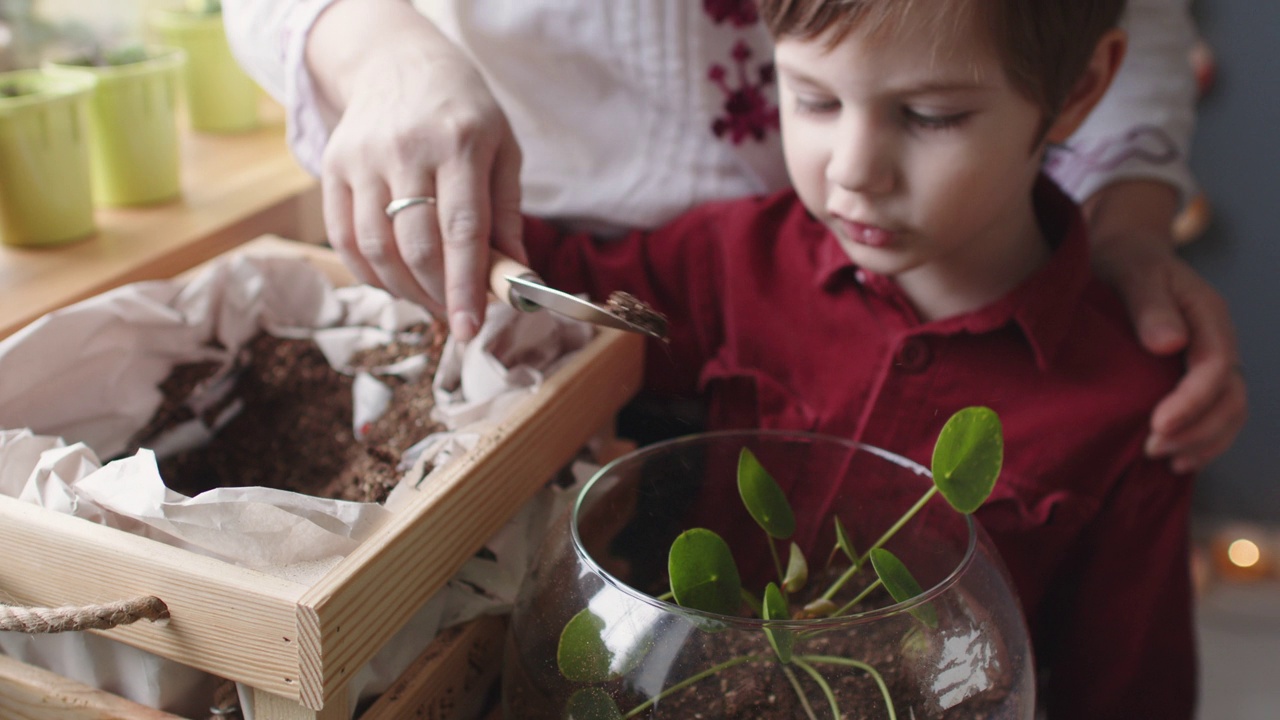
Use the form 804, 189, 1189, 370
221, 0, 343, 177
1046, 0, 1199, 205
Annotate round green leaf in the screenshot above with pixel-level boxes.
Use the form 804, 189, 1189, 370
762, 582, 794, 663
738, 448, 796, 539
669, 528, 743, 615
564, 688, 624, 720
558, 610, 617, 683
870, 548, 938, 628
931, 406, 1003, 514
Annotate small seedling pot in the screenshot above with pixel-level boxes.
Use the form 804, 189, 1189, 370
0, 69, 97, 247
47, 46, 186, 207
151, 9, 260, 134
505, 431, 1036, 719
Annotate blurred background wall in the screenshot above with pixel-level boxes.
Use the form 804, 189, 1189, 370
1186, 0, 1279, 525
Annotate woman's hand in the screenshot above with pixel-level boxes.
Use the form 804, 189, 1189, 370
307, 0, 526, 341
1086, 181, 1247, 473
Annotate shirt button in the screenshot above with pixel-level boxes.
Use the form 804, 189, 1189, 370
895, 337, 932, 373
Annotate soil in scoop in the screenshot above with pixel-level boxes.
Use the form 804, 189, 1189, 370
128, 325, 446, 504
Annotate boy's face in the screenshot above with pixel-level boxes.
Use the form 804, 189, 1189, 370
775, 8, 1051, 316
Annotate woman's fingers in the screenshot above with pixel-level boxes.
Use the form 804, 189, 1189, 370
1142, 259, 1247, 471
1148, 364, 1247, 473
351, 178, 438, 311
322, 178, 377, 288
434, 146, 491, 341
490, 127, 527, 264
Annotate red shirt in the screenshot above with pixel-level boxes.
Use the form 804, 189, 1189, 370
524, 179, 1195, 719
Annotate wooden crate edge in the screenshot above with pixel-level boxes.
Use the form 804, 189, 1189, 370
358, 614, 506, 720
297, 326, 644, 708
0, 652, 189, 720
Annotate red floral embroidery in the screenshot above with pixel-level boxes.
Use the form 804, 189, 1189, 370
709, 40, 779, 144
703, 0, 759, 27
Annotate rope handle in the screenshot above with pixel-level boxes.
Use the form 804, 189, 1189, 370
0, 595, 169, 633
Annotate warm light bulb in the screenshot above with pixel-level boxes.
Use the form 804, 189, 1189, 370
1209, 524, 1274, 583
1227, 538, 1261, 568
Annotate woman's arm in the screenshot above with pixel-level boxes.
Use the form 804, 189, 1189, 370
1050, 0, 1245, 471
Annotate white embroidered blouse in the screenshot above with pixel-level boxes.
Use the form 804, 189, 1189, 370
223, 0, 1198, 233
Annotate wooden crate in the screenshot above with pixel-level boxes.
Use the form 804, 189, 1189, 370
0, 237, 643, 718
0, 613, 506, 720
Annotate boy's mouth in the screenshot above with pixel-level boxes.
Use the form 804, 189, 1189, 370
834, 218, 897, 248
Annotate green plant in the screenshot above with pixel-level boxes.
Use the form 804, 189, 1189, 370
556, 406, 1004, 719
61, 43, 150, 68
185, 0, 222, 14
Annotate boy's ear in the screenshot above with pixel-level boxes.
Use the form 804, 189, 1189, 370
1045, 28, 1128, 144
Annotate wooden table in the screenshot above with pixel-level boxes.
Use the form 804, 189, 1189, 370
0, 101, 322, 341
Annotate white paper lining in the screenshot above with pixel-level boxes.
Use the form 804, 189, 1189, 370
0, 252, 601, 717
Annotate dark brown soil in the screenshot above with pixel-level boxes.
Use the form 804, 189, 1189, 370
642, 619, 1013, 719
628, 563, 1017, 719
507, 611, 1013, 720
506, 562, 1017, 720
605, 291, 668, 340
127, 323, 446, 503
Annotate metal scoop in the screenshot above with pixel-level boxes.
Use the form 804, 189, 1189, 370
488, 251, 665, 339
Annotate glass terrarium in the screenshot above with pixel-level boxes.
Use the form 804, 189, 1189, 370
504, 429, 1035, 719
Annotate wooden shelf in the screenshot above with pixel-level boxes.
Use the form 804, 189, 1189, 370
0, 100, 321, 341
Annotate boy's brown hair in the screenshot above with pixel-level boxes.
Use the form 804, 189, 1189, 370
755, 0, 1127, 127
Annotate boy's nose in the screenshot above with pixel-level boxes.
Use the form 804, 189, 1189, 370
827, 116, 895, 196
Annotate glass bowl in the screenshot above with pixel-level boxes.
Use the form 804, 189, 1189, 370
504, 430, 1034, 719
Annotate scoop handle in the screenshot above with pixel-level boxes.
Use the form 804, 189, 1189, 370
488, 250, 542, 312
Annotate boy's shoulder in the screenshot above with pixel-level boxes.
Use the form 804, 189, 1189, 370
1019, 178, 1182, 413
1034, 268, 1184, 439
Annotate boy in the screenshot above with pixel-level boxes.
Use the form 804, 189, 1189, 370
500, 0, 1194, 716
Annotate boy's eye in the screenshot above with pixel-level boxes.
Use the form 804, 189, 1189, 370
903, 107, 970, 130
794, 95, 840, 114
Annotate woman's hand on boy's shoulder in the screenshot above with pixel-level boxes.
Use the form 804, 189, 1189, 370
1085, 181, 1247, 475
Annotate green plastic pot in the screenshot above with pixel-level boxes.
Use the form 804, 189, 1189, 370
151, 10, 260, 134
0, 69, 97, 247
48, 46, 186, 207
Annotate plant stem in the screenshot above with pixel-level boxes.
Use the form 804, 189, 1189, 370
831, 578, 883, 618
782, 665, 822, 720
817, 560, 862, 604
819, 486, 938, 603
858, 486, 938, 568
768, 535, 786, 600
799, 655, 898, 720
797, 579, 884, 641
792, 657, 841, 719
621, 654, 768, 718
